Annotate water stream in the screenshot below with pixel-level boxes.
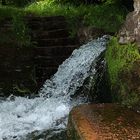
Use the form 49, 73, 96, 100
0, 36, 108, 140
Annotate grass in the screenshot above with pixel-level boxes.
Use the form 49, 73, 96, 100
25, 1, 128, 32
0, 0, 128, 33
0, 1, 128, 48
12, 13, 32, 47
0, 6, 32, 47
0, 5, 25, 20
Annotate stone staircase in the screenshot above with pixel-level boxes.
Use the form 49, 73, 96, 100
26, 16, 79, 88
0, 16, 79, 95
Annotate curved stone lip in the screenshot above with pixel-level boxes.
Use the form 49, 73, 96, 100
67, 103, 140, 140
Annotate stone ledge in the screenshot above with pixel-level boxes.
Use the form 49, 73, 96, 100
67, 104, 140, 140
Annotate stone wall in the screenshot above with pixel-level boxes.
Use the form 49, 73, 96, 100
26, 16, 79, 88
0, 16, 79, 96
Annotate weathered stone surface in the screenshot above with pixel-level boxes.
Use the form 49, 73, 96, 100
34, 37, 78, 47
32, 29, 70, 39
119, 0, 140, 46
27, 20, 67, 31
67, 104, 140, 140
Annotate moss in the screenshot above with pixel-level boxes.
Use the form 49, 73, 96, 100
105, 37, 140, 108
13, 84, 31, 95
0, 11, 33, 48
106, 37, 140, 85
12, 14, 32, 47
0, 5, 25, 20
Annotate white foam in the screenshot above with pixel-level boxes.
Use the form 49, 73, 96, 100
0, 36, 107, 139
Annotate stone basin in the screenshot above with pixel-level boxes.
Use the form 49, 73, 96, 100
67, 104, 140, 140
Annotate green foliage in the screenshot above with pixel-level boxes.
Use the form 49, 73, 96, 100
0, 6, 32, 47
25, 0, 127, 33
13, 84, 31, 95
11, 0, 30, 7
0, 0, 128, 46
105, 0, 133, 10
51, 0, 105, 5
0, 5, 24, 20
0, 0, 34, 7
82, 3, 127, 32
12, 14, 32, 47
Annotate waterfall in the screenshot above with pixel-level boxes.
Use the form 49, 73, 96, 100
0, 36, 108, 140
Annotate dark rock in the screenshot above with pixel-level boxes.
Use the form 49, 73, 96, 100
72, 52, 111, 103
119, 0, 140, 46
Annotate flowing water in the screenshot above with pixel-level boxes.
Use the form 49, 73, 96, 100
0, 36, 108, 140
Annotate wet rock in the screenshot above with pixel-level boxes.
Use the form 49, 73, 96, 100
77, 27, 106, 44
67, 104, 140, 140
77, 26, 114, 44
26, 129, 67, 140
73, 51, 111, 103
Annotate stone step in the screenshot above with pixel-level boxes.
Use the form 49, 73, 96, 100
1, 16, 65, 24
0, 18, 12, 29
32, 29, 70, 39
35, 58, 66, 67
0, 71, 33, 80
0, 63, 33, 70
35, 67, 57, 75
67, 104, 140, 140
0, 16, 67, 31
25, 16, 66, 22
33, 38, 79, 47
35, 67, 58, 86
0, 15, 79, 93
0, 46, 33, 55
34, 56, 69, 67
34, 45, 78, 56
28, 20, 67, 31
0, 23, 12, 29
